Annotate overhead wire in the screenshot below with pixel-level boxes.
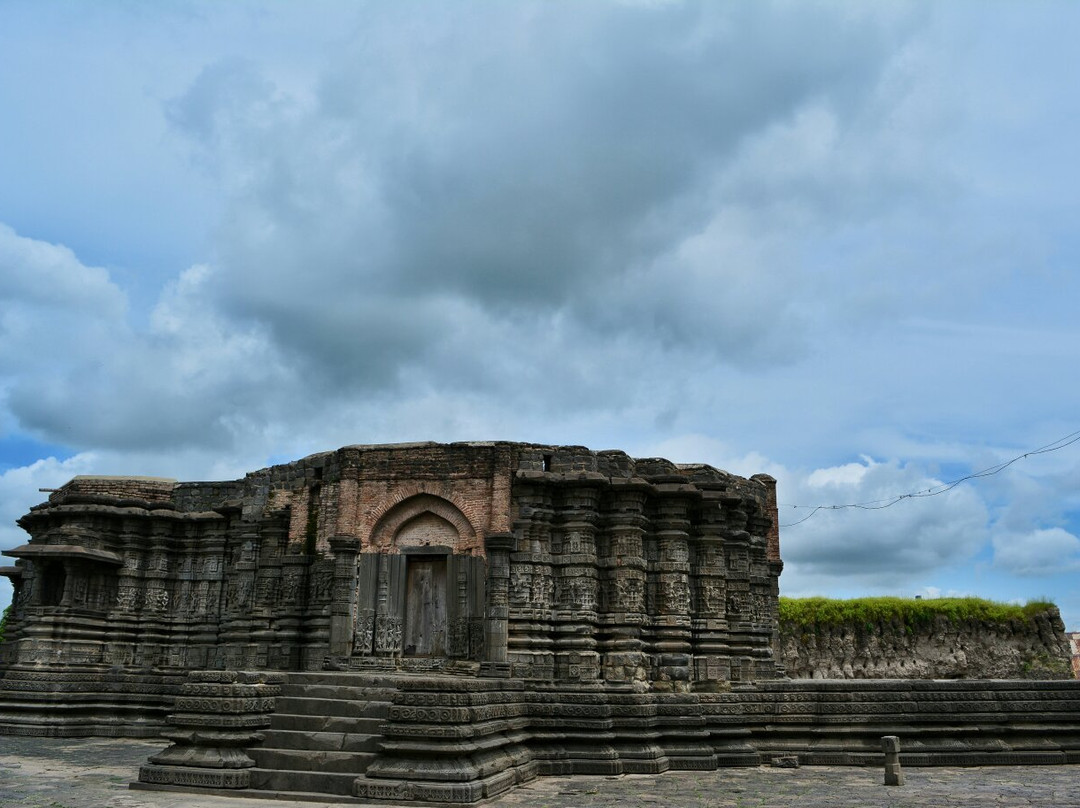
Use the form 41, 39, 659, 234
778, 427, 1080, 528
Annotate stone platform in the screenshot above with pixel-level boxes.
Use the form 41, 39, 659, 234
4, 736, 1080, 808
128, 671, 1080, 803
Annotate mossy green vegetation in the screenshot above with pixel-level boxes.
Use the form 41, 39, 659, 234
779, 596, 1055, 631
0, 604, 8, 644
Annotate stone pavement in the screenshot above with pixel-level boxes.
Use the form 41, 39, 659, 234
1, 737, 1078, 808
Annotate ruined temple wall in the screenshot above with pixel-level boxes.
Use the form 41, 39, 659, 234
228, 443, 517, 556
2, 443, 783, 688
345, 443, 516, 553
2, 444, 527, 675
505, 452, 782, 689
4, 480, 227, 666
43, 475, 178, 504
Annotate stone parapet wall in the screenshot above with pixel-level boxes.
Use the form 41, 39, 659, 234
779, 607, 1072, 680
708, 679, 1080, 766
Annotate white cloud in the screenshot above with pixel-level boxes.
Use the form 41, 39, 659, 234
0, 454, 103, 550
993, 527, 1080, 577
778, 456, 991, 592
0, 224, 130, 391
0, 224, 126, 315
0, 225, 295, 452
156, 2, 928, 394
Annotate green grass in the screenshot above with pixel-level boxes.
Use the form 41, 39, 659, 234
779, 596, 1056, 632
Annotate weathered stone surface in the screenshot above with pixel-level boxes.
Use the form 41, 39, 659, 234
780, 608, 1073, 679
704, 678, 1080, 767
1, 443, 782, 705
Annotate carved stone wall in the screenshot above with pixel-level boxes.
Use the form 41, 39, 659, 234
506, 450, 782, 690
1, 441, 782, 735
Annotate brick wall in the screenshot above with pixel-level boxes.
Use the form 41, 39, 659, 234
51, 476, 176, 504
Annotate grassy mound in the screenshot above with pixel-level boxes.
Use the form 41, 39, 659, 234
780, 596, 1055, 632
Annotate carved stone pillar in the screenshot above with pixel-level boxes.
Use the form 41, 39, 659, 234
690, 491, 730, 688
189, 526, 227, 670
720, 495, 754, 683
551, 484, 601, 683
507, 482, 555, 680
267, 549, 307, 670
352, 552, 379, 658
598, 485, 649, 687
446, 553, 487, 662
220, 530, 259, 669
750, 474, 785, 676
482, 533, 514, 676
746, 493, 783, 679
649, 493, 693, 691
327, 535, 360, 661
374, 554, 406, 658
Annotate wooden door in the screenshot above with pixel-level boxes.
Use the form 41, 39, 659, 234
403, 556, 447, 656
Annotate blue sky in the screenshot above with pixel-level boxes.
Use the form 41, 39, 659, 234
1, 1, 1078, 630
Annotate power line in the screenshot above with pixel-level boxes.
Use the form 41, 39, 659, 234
778, 428, 1080, 528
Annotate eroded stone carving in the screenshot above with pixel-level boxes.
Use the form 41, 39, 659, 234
0, 442, 785, 759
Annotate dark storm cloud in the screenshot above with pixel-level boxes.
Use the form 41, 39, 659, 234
1, 253, 291, 452
778, 457, 989, 583
168, 2, 919, 391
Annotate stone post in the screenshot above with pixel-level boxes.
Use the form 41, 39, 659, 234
882, 735, 903, 786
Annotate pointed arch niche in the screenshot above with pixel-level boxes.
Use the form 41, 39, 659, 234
368, 493, 479, 555
353, 494, 486, 664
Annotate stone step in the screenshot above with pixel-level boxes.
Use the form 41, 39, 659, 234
283, 671, 412, 688
248, 748, 377, 774
279, 684, 400, 702
273, 696, 392, 718
248, 768, 360, 796
259, 728, 382, 753
269, 712, 385, 734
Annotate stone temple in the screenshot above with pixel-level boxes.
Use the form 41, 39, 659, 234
1, 442, 1077, 803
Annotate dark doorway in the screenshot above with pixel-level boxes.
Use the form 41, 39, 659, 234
40, 561, 66, 606
403, 556, 447, 656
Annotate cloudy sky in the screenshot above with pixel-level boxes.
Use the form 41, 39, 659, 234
2, 1, 1078, 630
